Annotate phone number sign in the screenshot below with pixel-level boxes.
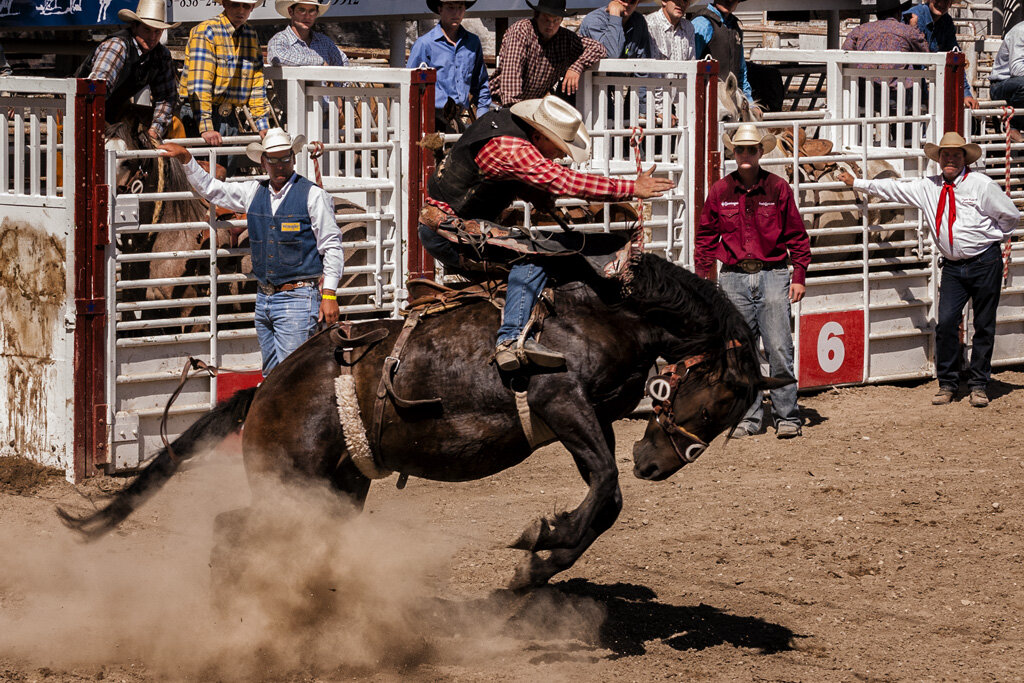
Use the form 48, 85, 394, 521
798, 310, 864, 388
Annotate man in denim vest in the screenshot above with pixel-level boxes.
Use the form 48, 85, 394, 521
159, 130, 344, 374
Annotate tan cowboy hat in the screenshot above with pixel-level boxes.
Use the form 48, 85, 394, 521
923, 131, 983, 166
275, 0, 330, 17
246, 128, 307, 164
218, 0, 264, 5
723, 123, 777, 155
117, 0, 180, 29
510, 95, 591, 164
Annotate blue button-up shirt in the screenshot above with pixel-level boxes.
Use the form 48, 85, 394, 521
902, 4, 973, 97
692, 5, 752, 101
407, 24, 492, 116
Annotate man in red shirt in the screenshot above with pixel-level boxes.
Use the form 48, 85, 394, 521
695, 123, 811, 438
421, 94, 673, 371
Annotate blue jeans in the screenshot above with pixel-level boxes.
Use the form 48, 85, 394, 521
935, 242, 1003, 391
254, 286, 320, 375
497, 261, 548, 344
179, 101, 242, 174
719, 267, 800, 429
991, 78, 1024, 129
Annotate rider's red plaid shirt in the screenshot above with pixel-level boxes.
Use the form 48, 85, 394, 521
426, 135, 635, 214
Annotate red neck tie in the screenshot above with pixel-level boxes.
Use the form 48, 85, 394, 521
935, 170, 966, 251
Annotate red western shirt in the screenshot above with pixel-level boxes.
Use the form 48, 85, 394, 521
695, 168, 811, 285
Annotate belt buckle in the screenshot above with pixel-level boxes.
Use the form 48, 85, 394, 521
257, 281, 276, 296
739, 260, 763, 274
217, 103, 233, 117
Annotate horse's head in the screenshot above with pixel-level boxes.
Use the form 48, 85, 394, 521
105, 118, 154, 194
717, 73, 763, 124
631, 350, 792, 481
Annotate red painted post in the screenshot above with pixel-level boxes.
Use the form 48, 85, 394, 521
693, 60, 719, 260
944, 51, 966, 135
72, 78, 108, 479
406, 68, 437, 282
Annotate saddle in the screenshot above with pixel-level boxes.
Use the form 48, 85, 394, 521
405, 278, 505, 317
419, 204, 636, 279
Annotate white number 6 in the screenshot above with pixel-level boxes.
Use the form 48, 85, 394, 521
817, 321, 845, 373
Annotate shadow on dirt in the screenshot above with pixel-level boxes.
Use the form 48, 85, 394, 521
552, 579, 801, 658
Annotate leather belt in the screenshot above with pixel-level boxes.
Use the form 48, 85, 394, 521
724, 260, 786, 274
257, 280, 317, 296
217, 103, 234, 117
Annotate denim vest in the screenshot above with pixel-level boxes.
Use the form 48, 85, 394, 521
248, 175, 323, 286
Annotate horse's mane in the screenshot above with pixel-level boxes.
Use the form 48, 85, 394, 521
625, 253, 760, 379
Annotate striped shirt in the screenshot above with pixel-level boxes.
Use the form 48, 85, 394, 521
427, 135, 634, 214
490, 18, 605, 107
88, 35, 177, 137
178, 13, 270, 133
267, 27, 349, 67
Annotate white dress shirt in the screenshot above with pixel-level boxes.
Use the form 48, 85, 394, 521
853, 168, 1020, 260
646, 8, 696, 116
183, 157, 344, 290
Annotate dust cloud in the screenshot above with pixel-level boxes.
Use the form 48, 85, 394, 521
0, 448, 606, 679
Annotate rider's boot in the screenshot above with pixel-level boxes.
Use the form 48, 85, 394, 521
495, 340, 521, 371
521, 339, 566, 368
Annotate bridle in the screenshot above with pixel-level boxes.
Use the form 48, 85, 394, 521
645, 340, 743, 466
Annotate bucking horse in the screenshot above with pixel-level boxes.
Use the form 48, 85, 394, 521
59, 252, 788, 589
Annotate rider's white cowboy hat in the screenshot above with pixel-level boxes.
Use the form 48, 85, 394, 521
275, 0, 330, 17
217, 0, 265, 5
427, 0, 477, 13
117, 0, 180, 29
723, 123, 777, 155
510, 95, 591, 163
923, 131, 983, 166
246, 128, 308, 164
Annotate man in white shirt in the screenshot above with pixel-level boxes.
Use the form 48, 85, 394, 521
989, 20, 1024, 141
646, 0, 695, 117
159, 129, 344, 374
839, 132, 1020, 407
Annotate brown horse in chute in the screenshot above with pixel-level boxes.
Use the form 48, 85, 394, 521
59, 252, 787, 589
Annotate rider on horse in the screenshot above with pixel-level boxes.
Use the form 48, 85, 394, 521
419, 94, 674, 371
76, 0, 180, 141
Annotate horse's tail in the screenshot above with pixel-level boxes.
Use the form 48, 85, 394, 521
57, 386, 258, 540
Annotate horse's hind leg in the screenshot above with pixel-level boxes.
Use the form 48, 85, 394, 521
328, 458, 372, 511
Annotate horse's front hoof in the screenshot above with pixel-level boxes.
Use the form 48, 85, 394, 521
508, 518, 546, 551
508, 555, 549, 592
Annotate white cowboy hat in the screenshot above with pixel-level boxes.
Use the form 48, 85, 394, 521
923, 131, 983, 166
275, 0, 330, 18
510, 95, 591, 163
117, 0, 180, 29
246, 128, 307, 164
217, 0, 264, 5
723, 122, 777, 155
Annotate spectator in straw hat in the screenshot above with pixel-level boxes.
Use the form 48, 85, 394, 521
159, 129, 344, 374
268, 0, 350, 68
839, 132, 1020, 407
696, 123, 810, 438
75, 0, 179, 140
407, 0, 491, 133
178, 0, 271, 156
490, 0, 605, 108
421, 95, 673, 371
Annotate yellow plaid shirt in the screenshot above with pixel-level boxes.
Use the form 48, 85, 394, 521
178, 13, 270, 132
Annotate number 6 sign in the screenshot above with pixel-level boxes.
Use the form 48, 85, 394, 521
798, 311, 865, 388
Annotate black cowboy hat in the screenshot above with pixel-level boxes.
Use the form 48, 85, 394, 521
426, 0, 476, 12
526, 0, 574, 18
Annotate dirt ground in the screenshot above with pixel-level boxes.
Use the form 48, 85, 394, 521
2, 370, 1024, 682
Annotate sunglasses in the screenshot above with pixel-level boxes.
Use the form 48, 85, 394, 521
733, 145, 761, 155
264, 154, 294, 166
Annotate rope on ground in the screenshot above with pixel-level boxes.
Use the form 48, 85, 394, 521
1001, 105, 1015, 286
309, 140, 325, 189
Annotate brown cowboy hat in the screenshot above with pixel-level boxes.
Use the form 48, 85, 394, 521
923, 131, 983, 166
426, 0, 476, 13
